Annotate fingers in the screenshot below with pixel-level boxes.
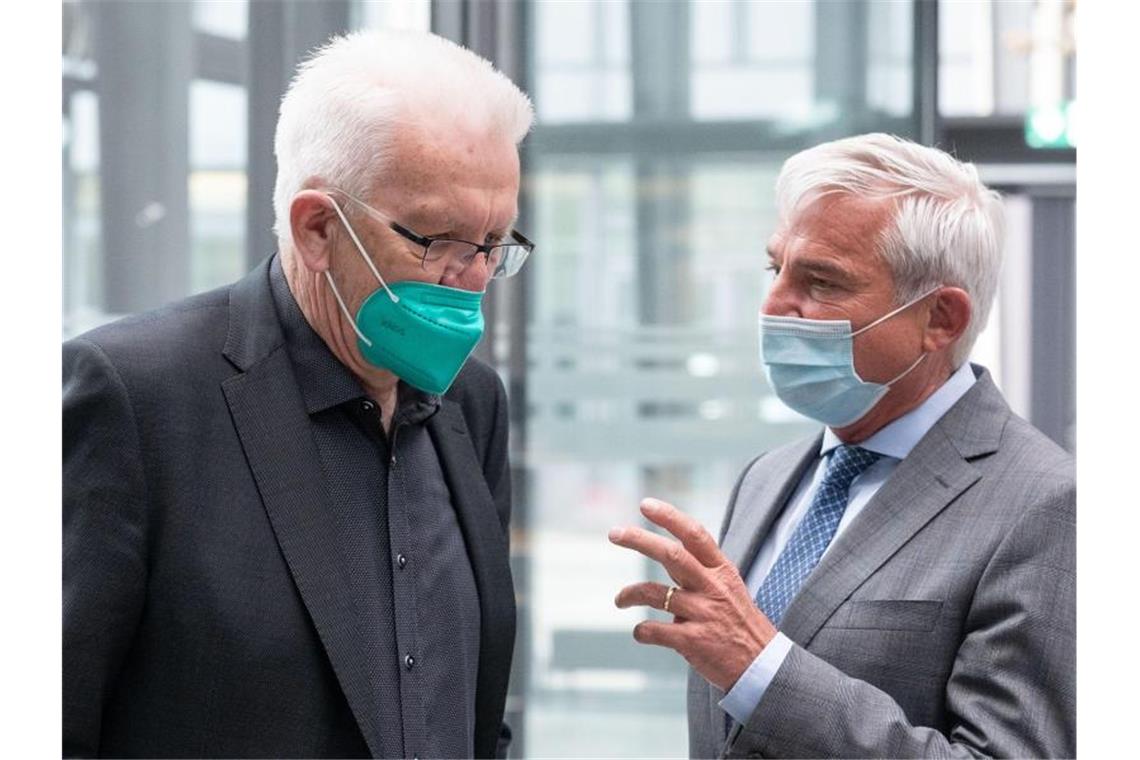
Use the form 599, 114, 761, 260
640, 498, 725, 569
614, 581, 697, 618
632, 620, 688, 651
608, 525, 709, 591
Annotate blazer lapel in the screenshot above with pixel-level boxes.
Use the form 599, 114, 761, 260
427, 401, 515, 759
721, 434, 823, 574
779, 370, 1007, 648
221, 260, 385, 758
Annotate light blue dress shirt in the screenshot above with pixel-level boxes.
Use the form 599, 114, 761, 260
719, 362, 978, 724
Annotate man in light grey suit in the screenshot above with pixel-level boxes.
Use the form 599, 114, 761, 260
609, 134, 1074, 758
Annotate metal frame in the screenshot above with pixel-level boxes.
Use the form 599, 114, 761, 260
247, 1, 352, 269
914, 0, 939, 145
91, 0, 193, 313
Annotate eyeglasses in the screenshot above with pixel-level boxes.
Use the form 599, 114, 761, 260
326, 187, 534, 279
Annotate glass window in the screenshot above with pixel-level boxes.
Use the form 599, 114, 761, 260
63, 90, 103, 337
189, 81, 247, 294
62, 0, 432, 339
518, 1, 917, 755
866, 0, 914, 117
355, 0, 431, 32
534, 0, 631, 122
939, 0, 1074, 117
690, 1, 815, 120
193, 0, 248, 39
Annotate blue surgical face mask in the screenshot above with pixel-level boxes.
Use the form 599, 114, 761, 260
759, 288, 940, 427
322, 196, 485, 395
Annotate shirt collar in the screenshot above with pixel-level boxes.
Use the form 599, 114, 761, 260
821, 361, 978, 460
268, 254, 440, 420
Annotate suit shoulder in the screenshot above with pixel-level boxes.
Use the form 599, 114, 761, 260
452, 356, 504, 392
997, 414, 1074, 490
447, 357, 506, 407
740, 433, 820, 478
64, 285, 232, 382
967, 411, 1075, 530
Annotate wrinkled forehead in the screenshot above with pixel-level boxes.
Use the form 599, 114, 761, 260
775, 191, 893, 241
767, 191, 897, 277
382, 122, 520, 197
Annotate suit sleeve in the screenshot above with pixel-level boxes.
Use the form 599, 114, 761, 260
727, 483, 1076, 759
63, 338, 150, 757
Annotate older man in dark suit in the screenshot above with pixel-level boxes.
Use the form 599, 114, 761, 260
64, 29, 534, 759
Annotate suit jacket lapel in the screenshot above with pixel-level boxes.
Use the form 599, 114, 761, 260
779, 370, 1007, 648
221, 260, 385, 758
722, 434, 822, 573
427, 401, 515, 760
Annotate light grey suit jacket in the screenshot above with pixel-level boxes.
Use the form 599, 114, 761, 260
688, 367, 1075, 758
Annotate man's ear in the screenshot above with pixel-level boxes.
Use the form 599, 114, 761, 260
922, 286, 972, 354
290, 190, 339, 273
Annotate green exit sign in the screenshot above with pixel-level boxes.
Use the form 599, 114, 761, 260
1025, 102, 1076, 149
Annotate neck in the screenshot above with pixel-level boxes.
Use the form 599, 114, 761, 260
831, 356, 954, 444
282, 250, 402, 429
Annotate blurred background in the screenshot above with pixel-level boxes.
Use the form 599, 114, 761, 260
61, 1, 1076, 756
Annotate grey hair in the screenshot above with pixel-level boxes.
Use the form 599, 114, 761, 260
775, 133, 1004, 367
272, 29, 535, 251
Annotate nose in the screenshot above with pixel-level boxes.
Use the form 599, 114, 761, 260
440, 253, 492, 292
760, 269, 800, 317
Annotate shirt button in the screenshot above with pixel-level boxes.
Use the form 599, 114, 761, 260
397, 553, 408, 569
404, 654, 415, 670
361, 400, 375, 412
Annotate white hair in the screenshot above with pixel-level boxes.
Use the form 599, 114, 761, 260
273, 29, 535, 250
775, 133, 1004, 367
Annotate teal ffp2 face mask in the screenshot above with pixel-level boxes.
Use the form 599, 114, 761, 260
322, 196, 485, 395
759, 288, 939, 427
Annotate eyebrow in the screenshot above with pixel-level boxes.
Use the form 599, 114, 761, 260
484, 213, 520, 244
770, 252, 858, 283
799, 260, 854, 280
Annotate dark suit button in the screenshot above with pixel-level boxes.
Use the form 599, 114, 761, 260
404, 654, 415, 670
361, 400, 375, 412
397, 553, 407, 569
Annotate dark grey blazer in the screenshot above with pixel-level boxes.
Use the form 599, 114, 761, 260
688, 368, 1075, 758
63, 256, 516, 758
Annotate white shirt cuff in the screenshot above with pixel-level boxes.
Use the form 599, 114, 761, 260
717, 631, 794, 725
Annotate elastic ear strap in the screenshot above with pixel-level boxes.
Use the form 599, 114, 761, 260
326, 195, 399, 304
886, 351, 927, 386
851, 286, 942, 337
323, 270, 373, 347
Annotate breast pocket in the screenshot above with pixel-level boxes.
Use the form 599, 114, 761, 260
831, 599, 944, 632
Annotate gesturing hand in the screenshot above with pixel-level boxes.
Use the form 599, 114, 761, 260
609, 497, 777, 692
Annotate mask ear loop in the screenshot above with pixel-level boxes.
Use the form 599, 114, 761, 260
851, 285, 942, 337
856, 286, 942, 387
323, 270, 373, 347
885, 351, 927, 386
326, 194, 400, 304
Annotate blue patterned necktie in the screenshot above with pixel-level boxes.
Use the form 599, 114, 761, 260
753, 444, 882, 626
723, 445, 882, 738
